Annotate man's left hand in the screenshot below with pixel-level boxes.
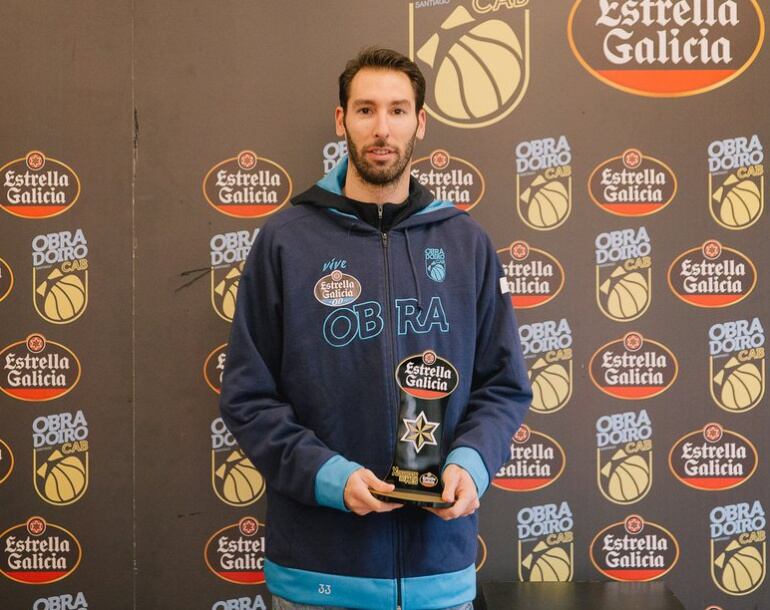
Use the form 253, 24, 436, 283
423, 464, 480, 520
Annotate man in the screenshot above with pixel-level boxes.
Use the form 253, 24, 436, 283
220, 47, 531, 610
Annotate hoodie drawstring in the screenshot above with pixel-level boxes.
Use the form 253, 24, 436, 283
404, 228, 423, 312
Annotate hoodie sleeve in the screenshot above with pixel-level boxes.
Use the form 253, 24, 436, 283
219, 223, 361, 510
445, 232, 532, 497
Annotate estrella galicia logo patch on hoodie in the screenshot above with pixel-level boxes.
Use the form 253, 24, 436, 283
33, 410, 89, 506
708, 317, 765, 413
519, 319, 573, 413
425, 247, 446, 282
210, 229, 259, 322
596, 409, 653, 504
411, 150, 485, 211
595, 226, 652, 321
211, 417, 265, 507
205, 517, 266, 584
589, 332, 678, 399
1, 151, 81, 219
493, 424, 565, 492
517, 501, 574, 582
591, 515, 679, 581
668, 239, 757, 307
314, 269, 362, 307
515, 136, 572, 231
203, 151, 292, 218
498, 241, 564, 308
670, 423, 757, 491
0, 334, 81, 402
708, 134, 764, 229
32, 229, 89, 324
0, 516, 82, 584
710, 500, 766, 595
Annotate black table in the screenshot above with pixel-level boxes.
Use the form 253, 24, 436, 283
479, 581, 685, 610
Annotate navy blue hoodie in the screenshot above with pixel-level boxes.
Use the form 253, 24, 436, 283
220, 157, 532, 609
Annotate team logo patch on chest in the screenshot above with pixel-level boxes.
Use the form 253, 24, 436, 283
425, 247, 446, 282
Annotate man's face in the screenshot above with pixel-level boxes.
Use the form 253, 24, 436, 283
336, 68, 426, 187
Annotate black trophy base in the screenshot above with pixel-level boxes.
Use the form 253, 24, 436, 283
370, 487, 453, 508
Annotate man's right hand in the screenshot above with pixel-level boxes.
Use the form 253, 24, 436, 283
343, 468, 404, 516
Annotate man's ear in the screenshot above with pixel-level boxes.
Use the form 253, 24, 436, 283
335, 106, 346, 138
416, 108, 427, 140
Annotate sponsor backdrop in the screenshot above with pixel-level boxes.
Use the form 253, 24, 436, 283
0, 1, 767, 609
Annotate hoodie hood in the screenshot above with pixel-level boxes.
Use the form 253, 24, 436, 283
291, 155, 464, 231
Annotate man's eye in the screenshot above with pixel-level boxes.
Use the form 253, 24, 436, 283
358, 108, 371, 114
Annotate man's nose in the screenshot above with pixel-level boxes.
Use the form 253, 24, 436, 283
372, 111, 390, 140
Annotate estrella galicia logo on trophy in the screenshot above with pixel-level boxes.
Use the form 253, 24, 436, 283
595, 227, 652, 322
589, 149, 677, 216
32, 410, 89, 506
668, 240, 757, 307
211, 417, 265, 507
709, 317, 764, 413
590, 332, 678, 400
596, 409, 653, 505
0, 334, 81, 402
517, 501, 574, 582
708, 135, 764, 229
519, 319, 573, 414
32, 229, 89, 324
710, 500, 766, 595
210, 229, 258, 322
591, 515, 679, 581
409, 0, 530, 129
411, 149, 485, 212
1, 151, 81, 219
493, 424, 565, 492
568, 0, 765, 97
0, 517, 82, 584
205, 517, 266, 584
498, 241, 564, 309
515, 136, 572, 230
203, 151, 292, 218
669, 423, 758, 491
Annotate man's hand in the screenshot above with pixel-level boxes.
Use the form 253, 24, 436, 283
343, 468, 404, 516
424, 464, 480, 520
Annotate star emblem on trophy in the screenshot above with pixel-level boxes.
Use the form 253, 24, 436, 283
401, 411, 440, 454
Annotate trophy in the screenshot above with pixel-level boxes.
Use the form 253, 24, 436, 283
371, 350, 459, 507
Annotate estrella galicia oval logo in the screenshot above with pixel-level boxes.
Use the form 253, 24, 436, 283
568, 0, 765, 97
590, 515, 679, 581
411, 150, 485, 211
589, 149, 677, 216
409, 2, 530, 128
204, 517, 266, 584
0, 257, 13, 303
0, 334, 81, 401
590, 332, 678, 399
0, 437, 14, 486
203, 151, 292, 218
0, 151, 81, 219
493, 425, 565, 492
0, 516, 82, 584
670, 423, 758, 491
314, 270, 362, 307
498, 241, 564, 309
668, 240, 757, 307
396, 350, 459, 400
204, 343, 228, 394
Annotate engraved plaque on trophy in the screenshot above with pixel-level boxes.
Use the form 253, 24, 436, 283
371, 350, 459, 507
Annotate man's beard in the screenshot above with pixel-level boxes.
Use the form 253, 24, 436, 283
345, 127, 418, 187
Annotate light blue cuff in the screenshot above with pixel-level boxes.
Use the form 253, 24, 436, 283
444, 447, 490, 498
314, 455, 362, 511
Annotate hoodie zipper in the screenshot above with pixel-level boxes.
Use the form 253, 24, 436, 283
378, 205, 403, 610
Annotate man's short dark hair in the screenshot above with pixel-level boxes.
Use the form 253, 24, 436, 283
339, 47, 426, 113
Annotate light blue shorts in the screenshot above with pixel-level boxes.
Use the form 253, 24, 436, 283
272, 595, 473, 610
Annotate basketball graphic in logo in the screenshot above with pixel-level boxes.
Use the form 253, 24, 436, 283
601, 448, 651, 504
599, 266, 649, 320
37, 268, 87, 322
714, 539, 765, 594
521, 176, 570, 229
714, 175, 762, 228
215, 450, 265, 506
212, 262, 243, 321
521, 542, 571, 582
530, 359, 571, 413
37, 451, 87, 504
713, 359, 763, 412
